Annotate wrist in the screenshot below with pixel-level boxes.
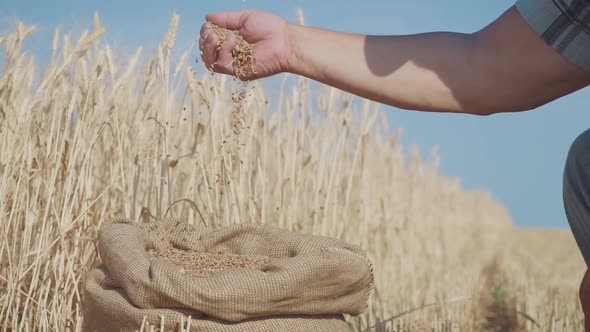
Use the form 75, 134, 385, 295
283, 22, 304, 74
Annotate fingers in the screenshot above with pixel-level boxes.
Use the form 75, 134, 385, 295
198, 23, 210, 56
215, 34, 237, 75
200, 10, 252, 74
205, 10, 250, 30
199, 21, 209, 37
199, 23, 237, 75
199, 24, 220, 71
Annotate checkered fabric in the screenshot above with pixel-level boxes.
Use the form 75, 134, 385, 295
516, 0, 590, 71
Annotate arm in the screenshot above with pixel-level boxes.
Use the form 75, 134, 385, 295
201, 7, 590, 115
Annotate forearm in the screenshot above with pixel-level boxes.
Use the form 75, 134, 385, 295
287, 26, 483, 114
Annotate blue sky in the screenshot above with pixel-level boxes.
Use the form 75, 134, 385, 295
2, 0, 590, 228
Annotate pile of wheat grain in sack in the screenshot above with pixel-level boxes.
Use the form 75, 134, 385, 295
82, 219, 374, 331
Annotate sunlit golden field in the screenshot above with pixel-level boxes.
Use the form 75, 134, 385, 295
0, 14, 585, 331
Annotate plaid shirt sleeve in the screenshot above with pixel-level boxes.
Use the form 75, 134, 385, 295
515, 0, 590, 71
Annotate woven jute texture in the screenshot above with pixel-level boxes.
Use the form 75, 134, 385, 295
82, 219, 374, 331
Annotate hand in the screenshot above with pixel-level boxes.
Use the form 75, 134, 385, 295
199, 9, 292, 80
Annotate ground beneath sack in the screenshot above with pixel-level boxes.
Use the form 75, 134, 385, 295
149, 247, 271, 277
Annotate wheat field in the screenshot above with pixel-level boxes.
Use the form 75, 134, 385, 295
0, 14, 585, 331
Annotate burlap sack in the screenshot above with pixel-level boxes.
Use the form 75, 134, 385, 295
82, 219, 374, 331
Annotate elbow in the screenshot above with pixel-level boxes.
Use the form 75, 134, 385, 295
457, 97, 516, 116
461, 99, 534, 116
474, 103, 527, 116
457, 79, 542, 116
454, 37, 539, 115
416, 96, 512, 116
460, 85, 562, 116
468, 105, 503, 116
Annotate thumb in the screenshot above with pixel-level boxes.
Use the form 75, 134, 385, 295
205, 10, 251, 30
